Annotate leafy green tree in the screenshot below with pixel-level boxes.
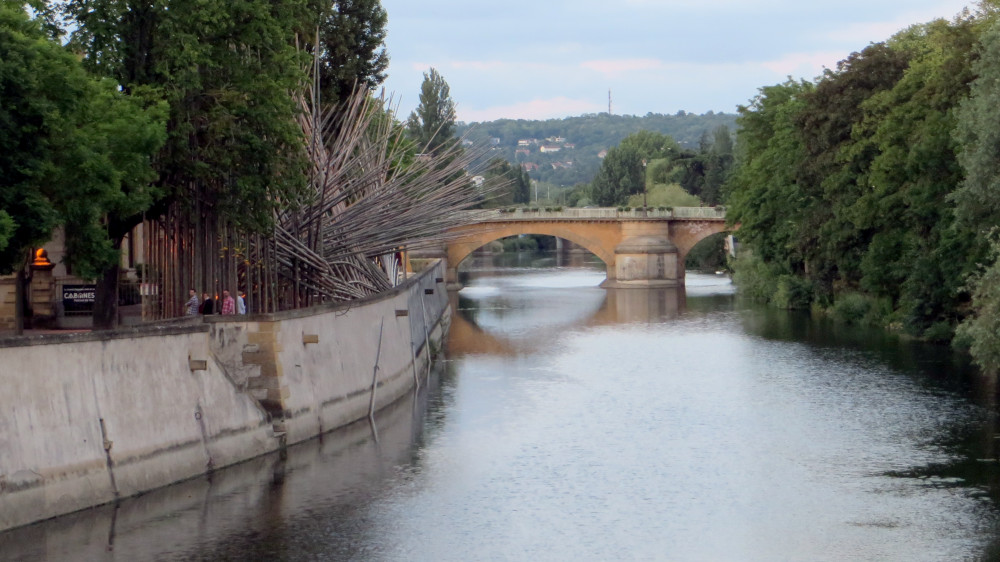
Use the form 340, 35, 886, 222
854, 17, 983, 335
954, 16, 1000, 368
954, 17, 1000, 232
792, 41, 910, 297
62, 0, 312, 327
406, 67, 457, 154
0, 2, 166, 330
316, 0, 388, 106
955, 239, 1000, 373
618, 129, 679, 158
482, 157, 530, 206
700, 125, 733, 205
590, 143, 644, 206
726, 13, 992, 338
726, 79, 812, 272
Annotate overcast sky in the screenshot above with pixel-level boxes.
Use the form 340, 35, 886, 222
377, 0, 975, 123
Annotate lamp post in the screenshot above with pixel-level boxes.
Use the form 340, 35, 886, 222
642, 159, 648, 217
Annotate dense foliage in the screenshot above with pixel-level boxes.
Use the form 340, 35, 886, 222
316, 0, 388, 106
725, 7, 1000, 369
456, 111, 737, 187
588, 128, 733, 207
0, 1, 165, 276
482, 158, 531, 207
406, 68, 457, 155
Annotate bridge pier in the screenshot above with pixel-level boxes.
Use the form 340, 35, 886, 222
601, 235, 681, 288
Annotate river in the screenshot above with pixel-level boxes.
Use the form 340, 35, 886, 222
2, 251, 1000, 561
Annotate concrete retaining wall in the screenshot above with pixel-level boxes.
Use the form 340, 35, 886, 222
0, 260, 450, 532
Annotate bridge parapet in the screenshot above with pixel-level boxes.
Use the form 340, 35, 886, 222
458, 206, 726, 222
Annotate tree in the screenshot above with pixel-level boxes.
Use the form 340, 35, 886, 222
590, 143, 644, 206
954, 16, 1000, 370
406, 67, 457, 154
316, 0, 388, 106
62, 0, 312, 327
954, 17, 1000, 232
853, 17, 983, 335
701, 125, 734, 205
726, 79, 812, 271
0, 2, 166, 330
481, 158, 531, 206
618, 129, 679, 158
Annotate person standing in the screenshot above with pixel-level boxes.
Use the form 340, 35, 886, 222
236, 292, 246, 315
185, 289, 200, 316
200, 292, 215, 314
221, 289, 235, 315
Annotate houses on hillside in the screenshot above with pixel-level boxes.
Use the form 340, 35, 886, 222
510, 135, 581, 178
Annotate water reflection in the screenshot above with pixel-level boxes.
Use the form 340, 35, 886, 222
0, 376, 441, 562
5, 251, 1000, 561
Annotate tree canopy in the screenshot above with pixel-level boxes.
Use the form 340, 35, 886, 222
406, 68, 457, 154
316, 0, 388, 106
0, 1, 165, 276
724, 10, 997, 348
63, 0, 313, 233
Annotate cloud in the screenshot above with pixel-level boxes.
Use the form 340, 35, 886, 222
825, 1, 972, 44
448, 60, 553, 73
458, 97, 605, 123
580, 59, 665, 76
757, 51, 846, 76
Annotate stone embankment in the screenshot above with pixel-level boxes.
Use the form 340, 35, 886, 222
0, 260, 450, 532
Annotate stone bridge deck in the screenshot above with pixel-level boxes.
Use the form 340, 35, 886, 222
442, 207, 730, 288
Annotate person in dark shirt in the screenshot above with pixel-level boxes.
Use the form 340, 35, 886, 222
200, 292, 215, 314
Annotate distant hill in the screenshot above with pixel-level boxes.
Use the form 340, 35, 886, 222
456, 111, 738, 187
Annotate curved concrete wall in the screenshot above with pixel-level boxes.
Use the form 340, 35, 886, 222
0, 261, 450, 532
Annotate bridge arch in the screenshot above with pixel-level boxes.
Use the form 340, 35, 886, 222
446, 221, 621, 274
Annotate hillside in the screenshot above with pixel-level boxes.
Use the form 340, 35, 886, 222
456, 111, 738, 186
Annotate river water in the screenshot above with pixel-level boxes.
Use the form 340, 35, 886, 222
3, 251, 1000, 561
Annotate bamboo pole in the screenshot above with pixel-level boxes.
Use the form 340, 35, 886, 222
368, 317, 385, 424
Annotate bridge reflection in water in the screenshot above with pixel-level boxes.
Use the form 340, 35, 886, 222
448, 274, 711, 357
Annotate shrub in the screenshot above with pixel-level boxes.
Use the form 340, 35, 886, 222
956, 244, 1000, 374
830, 292, 871, 325
731, 252, 779, 303
922, 321, 954, 343
772, 275, 813, 309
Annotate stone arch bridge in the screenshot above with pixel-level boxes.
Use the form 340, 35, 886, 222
438, 207, 730, 289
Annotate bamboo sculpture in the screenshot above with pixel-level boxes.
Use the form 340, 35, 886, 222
139, 83, 498, 319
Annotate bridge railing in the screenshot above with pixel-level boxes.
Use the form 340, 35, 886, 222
458, 206, 727, 221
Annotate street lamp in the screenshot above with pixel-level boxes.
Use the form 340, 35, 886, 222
641, 159, 648, 217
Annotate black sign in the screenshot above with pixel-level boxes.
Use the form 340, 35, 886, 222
63, 284, 96, 312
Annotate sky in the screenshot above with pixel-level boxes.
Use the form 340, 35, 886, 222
378, 0, 976, 123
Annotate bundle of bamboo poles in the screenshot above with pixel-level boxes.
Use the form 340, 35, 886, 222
139, 84, 501, 319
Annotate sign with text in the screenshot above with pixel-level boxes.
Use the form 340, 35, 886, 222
62, 284, 95, 313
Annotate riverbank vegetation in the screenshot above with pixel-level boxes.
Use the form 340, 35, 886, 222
724, 3, 1000, 373
1, 0, 485, 330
